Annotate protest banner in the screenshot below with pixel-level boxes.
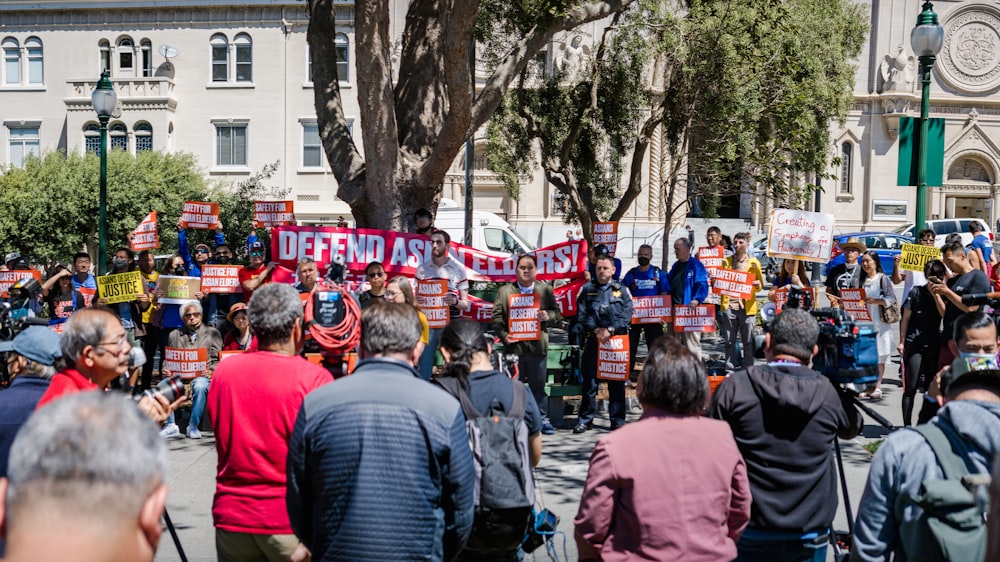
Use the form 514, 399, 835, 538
271, 226, 587, 282
712, 268, 754, 299
766, 208, 835, 263
506, 293, 541, 342
554, 278, 586, 318
592, 222, 619, 256
254, 200, 295, 227
697, 246, 725, 277
416, 279, 449, 329
129, 211, 159, 251
180, 201, 220, 229
631, 295, 672, 324
200, 265, 242, 294
840, 288, 872, 322
773, 285, 816, 313
96, 271, 143, 304
597, 335, 630, 381
899, 243, 941, 272
673, 304, 716, 332
156, 275, 202, 304
162, 347, 208, 378
459, 294, 494, 323
0, 270, 41, 299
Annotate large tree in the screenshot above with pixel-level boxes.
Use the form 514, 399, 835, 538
306, 0, 637, 230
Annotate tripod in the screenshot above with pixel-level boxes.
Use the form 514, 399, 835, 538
163, 507, 188, 562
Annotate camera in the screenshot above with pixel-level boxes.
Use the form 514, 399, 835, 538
326, 254, 346, 285
139, 375, 184, 403
810, 307, 879, 386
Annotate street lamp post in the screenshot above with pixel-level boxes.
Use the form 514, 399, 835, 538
910, 1, 944, 233
91, 70, 117, 276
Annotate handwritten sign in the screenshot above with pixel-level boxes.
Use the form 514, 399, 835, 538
673, 304, 716, 333
506, 293, 541, 342
129, 211, 159, 251
766, 209, 835, 263
698, 246, 725, 277
0, 270, 41, 299
840, 288, 872, 322
592, 222, 619, 256
254, 200, 295, 227
712, 269, 754, 299
597, 335, 630, 381
96, 271, 144, 304
773, 285, 816, 313
900, 243, 941, 272
417, 279, 449, 329
631, 295, 671, 324
180, 201, 220, 229
162, 347, 208, 378
200, 265, 242, 294
156, 275, 202, 305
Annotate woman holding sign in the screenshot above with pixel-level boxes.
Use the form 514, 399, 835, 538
860, 251, 897, 399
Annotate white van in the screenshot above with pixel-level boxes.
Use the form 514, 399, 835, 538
433, 200, 534, 255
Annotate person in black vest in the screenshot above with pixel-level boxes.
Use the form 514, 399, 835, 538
824, 237, 865, 307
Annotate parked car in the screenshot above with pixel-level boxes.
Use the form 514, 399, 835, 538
823, 232, 914, 276
894, 218, 993, 247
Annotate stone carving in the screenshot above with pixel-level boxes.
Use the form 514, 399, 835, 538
948, 158, 990, 182
940, 7, 1000, 93
954, 25, 997, 73
556, 34, 591, 81
880, 46, 916, 93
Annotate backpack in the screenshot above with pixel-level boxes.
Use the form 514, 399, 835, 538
905, 421, 992, 562
435, 376, 535, 552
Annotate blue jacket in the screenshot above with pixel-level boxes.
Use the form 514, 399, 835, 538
287, 357, 474, 562
668, 258, 709, 305
178, 228, 226, 278
576, 280, 634, 334
0, 376, 50, 479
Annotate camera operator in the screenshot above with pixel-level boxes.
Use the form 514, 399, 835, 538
929, 241, 990, 370
898, 259, 946, 427
708, 308, 861, 562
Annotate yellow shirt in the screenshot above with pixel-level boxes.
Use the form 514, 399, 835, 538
140, 270, 159, 324
720, 255, 763, 316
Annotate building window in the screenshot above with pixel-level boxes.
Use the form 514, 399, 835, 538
117, 37, 135, 77
84, 123, 100, 155
8, 126, 39, 166
25, 37, 42, 84
302, 122, 323, 168
335, 34, 349, 83
211, 34, 228, 82
140, 39, 152, 77
99, 39, 111, 73
234, 33, 252, 82
216, 124, 247, 166
135, 122, 152, 153
109, 123, 127, 151
840, 142, 852, 194
2, 38, 19, 85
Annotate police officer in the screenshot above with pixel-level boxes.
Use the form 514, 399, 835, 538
574, 253, 633, 433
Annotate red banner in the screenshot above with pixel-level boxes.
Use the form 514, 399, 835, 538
417, 279, 449, 328
631, 295, 671, 324
254, 200, 295, 227
506, 293, 541, 342
597, 335, 630, 381
459, 294, 494, 323
840, 288, 871, 322
592, 221, 619, 256
271, 226, 587, 283
129, 211, 159, 251
200, 265, 242, 294
162, 347, 208, 378
554, 279, 586, 318
773, 285, 816, 313
712, 268, 754, 299
180, 201, 220, 229
673, 304, 716, 333
0, 270, 41, 299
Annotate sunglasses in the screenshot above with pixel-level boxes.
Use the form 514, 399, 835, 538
367, 271, 385, 278
250, 252, 265, 257
195, 248, 210, 254
184, 312, 202, 318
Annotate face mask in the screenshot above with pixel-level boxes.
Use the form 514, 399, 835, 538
172, 266, 185, 275
215, 255, 230, 264
637, 256, 650, 267
958, 352, 999, 367
113, 258, 128, 268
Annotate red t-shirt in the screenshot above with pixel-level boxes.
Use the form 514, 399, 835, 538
36, 368, 100, 409
207, 350, 331, 534
238, 263, 268, 301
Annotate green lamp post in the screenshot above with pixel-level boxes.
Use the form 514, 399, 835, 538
910, 1, 944, 233
90, 70, 117, 276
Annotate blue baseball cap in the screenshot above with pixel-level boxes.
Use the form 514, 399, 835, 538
0, 326, 62, 366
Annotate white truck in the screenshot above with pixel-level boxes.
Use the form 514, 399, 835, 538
433, 200, 535, 255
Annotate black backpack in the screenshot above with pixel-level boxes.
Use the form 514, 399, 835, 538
435, 376, 535, 552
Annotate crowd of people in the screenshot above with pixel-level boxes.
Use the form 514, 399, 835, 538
0, 213, 998, 561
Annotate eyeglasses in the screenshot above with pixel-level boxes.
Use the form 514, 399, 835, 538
184, 312, 202, 318
367, 271, 385, 278
383, 290, 401, 299
95, 334, 128, 354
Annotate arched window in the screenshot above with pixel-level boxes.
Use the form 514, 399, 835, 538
84, 123, 101, 155
234, 33, 252, 82
98, 39, 110, 73
3, 38, 20, 85
25, 37, 42, 84
840, 142, 852, 194
335, 34, 349, 83
134, 122, 152, 153
109, 123, 127, 151
140, 39, 152, 77
117, 37, 135, 77
210, 34, 228, 82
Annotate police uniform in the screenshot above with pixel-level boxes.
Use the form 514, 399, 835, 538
574, 278, 633, 432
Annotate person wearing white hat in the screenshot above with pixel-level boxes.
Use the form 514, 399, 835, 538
824, 237, 866, 307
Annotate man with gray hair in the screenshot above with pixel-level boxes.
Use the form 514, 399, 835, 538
0, 392, 169, 562
160, 299, 222, 439
287, 302, 474, 561
709, 308, 861, 561
208, 283, 328, 562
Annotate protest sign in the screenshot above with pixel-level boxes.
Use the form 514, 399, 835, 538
766, 209, 835, 263
459, 294, 494, 323
0, 270, 41, 299
597, 335, 630, 381
271, 226, 587, 282
592, 222, 619, 256
899, 243, 941, 272
416, 279, 449, 329
773, 285, 816, 313
712, 268, 754, 299
840, 288, 872, 322
698, 246, 725, 277
219, 350, 243, 361
156, 275, 201, 304
631, 295, 671, 324
162, 347, 208, 378
254, 200, 295, 227
554, 278, 586, 318
673, 304, 716, 332
200, 265, 242, 294
96, 271, 143, 304
180, 201, 220, 229
506, 293, 541, 342
129, 211, 159, 251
